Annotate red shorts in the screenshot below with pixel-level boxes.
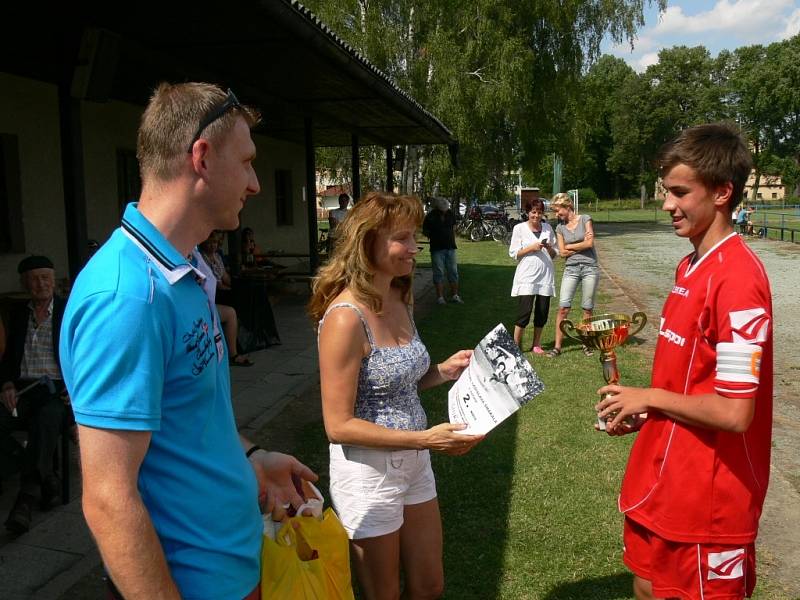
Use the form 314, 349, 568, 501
623, 517, 756, 599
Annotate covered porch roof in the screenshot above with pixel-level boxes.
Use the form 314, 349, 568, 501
1, 0, 456, 149
1, 1, 457, 277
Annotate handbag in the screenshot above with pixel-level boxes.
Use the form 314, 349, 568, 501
261, 482, 355, 600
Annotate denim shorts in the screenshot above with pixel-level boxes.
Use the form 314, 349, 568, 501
559, 263, 600, 310
430, 249, 459, 284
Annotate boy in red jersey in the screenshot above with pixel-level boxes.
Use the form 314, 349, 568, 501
596, 123, 773, 600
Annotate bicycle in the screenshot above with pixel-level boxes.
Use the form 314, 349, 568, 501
465, 217, 506, 242
495, 210, 519, 244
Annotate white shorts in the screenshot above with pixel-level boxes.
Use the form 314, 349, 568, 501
329, 444, 437, 540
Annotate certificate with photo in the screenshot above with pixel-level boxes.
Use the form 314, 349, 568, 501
448, 323, 544, 435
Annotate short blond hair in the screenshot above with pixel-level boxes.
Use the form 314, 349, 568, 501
137, 82, 261, 182
550, 192, 573, 210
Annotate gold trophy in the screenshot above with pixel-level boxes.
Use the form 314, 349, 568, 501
560, 312, 647, 430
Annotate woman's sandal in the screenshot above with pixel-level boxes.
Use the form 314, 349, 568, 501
230, 354, 255, 367
582, 345, 595, 357
545, 348, 561, 358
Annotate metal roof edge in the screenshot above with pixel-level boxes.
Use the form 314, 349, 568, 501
265, 0, 455, 145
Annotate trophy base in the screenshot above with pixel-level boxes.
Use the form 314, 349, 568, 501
597, 412, 646, 431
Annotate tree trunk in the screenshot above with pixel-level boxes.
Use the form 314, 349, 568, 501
794, 155, 800, 197
640, 184, 646, 209
751, 168, 761, 204
405, 145, 418, 195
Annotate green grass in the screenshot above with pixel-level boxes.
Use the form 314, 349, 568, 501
266, 236, 791, 599
417, 239, 788, 599
419, 240, 646, 599
590, 208, 671, 224
748, 210, 800, 228
746, 210, 800, 242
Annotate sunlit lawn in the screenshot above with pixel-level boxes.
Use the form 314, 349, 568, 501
288, 231, 788, 599
414, 238, 787, 599
416, 239, 644, 599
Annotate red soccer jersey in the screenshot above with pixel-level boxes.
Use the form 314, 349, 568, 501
619, 233, 773, 544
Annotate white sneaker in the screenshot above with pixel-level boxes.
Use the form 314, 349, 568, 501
451, 295, 464, 304
437, 297, 446, 305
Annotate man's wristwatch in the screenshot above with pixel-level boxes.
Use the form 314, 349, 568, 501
246, 445, 263, 458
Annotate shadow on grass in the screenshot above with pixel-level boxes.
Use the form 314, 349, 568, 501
417, 259, 525, 599
260, 249, 643, 599
542, 572, 633, 600
418, 255, 646, 599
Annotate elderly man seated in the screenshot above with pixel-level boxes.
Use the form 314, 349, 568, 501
0, 256, 69, 533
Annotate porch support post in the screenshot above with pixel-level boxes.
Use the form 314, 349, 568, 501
305, 117, 319, 273
385, 145, 393, 193
58, 83, 89, 281
351, 134, 361, 202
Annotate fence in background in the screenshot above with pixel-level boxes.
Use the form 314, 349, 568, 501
588, 206, 800, 244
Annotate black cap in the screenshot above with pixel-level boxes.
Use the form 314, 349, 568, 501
17, 255, 54, 274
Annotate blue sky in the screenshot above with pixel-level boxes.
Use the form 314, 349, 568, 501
601, 0, 800, 71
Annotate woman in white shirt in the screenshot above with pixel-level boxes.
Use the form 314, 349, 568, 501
508, 200, 557, 354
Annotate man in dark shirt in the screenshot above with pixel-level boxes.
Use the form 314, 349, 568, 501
423, 197, 463, 304
0, 255, 69, 533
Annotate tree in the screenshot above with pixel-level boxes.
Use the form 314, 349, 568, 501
303, 0, 666, 199
764, 35, 800, 196
577, 55, 639, 198
592, 45, 724, 201
719, 44, 773, 202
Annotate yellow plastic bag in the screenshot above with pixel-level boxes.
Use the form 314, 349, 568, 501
261, 507, 355, 599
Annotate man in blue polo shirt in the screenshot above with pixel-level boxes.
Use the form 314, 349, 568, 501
60, 82, 316, 600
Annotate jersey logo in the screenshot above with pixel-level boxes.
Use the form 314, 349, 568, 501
658, 317, 686, 347
750, 349, 762, 378
729, 308, 769, 344
707, 549, 745, 580
671, 285, 689, 298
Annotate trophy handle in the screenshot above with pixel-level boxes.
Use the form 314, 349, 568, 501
560, 319, 582, 342
629, 312, 647, 337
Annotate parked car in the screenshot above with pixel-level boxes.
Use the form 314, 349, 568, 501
477, 204, 503, 219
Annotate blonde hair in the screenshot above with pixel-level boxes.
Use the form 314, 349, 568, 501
308, 191, 424, 323
550, 192, 573, 211
137, 82, 261, 182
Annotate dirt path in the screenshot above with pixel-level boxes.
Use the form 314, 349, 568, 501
595, 223, 800, 598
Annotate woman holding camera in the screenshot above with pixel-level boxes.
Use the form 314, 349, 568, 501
509, 199, 557, 354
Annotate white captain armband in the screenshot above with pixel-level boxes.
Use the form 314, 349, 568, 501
714, 342, 762, 397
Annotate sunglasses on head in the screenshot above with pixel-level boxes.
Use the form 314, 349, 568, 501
187, 88, 242, 153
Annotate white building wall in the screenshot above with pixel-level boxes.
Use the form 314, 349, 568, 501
240, 136, 309, 256
0, 72, 312, 291
0, 73, 68, 292
81, 100, 142, 242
